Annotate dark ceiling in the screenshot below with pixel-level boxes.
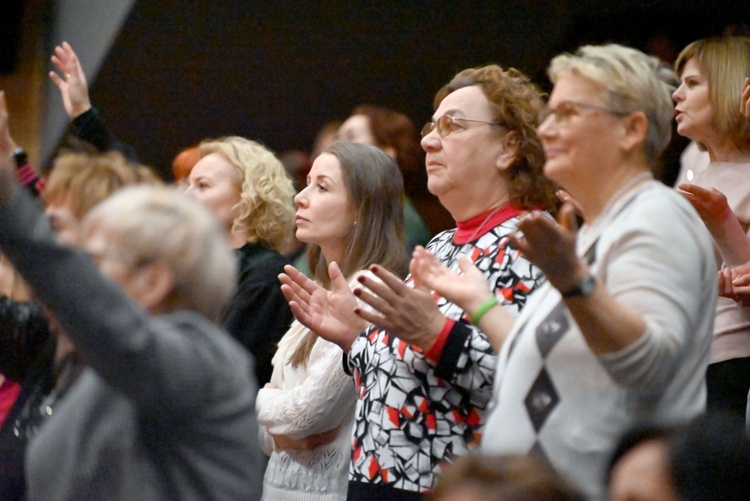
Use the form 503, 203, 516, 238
52, 0, 747, 179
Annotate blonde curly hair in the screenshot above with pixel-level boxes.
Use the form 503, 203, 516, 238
199, 137, 296, 252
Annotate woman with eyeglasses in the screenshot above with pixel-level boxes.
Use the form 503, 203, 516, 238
672, 36, 750, 420
280, 64, 558, 500
409, 45, 716, 499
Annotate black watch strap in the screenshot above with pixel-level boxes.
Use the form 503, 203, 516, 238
560, 274, 596, 298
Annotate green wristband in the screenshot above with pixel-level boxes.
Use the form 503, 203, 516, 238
470, 296, 500, 325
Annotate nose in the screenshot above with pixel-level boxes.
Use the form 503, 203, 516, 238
537, 113, 556, 140
294, 186, 309, 207
420, 128, 441, 153
672, 83, 685, 102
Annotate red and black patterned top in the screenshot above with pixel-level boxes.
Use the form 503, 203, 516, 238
346, 205, 547, 499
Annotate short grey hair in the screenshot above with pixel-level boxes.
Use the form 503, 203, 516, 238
548, 44, 677, 165
82, 186, 237, 322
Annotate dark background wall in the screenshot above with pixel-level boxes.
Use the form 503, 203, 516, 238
16, 0, 750, 177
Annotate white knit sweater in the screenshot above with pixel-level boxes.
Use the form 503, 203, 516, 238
256, 273, 374, 501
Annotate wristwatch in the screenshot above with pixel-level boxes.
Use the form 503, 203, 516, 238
10, 147, 27, 169
560, 274, 596, 298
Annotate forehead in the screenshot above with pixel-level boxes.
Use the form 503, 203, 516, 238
549, 73, 605, 105
434, 85, 493, 119
680, 58, 704, 77
190, 152, 238, 180
309, 153, 343, 180
340, 114, 370, 133
82, 223, 116, 254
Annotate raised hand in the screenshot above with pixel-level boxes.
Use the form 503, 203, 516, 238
410, 246, 494, 314
677, 183, 734, 231
510, 203, 585, 293
49, 41, 92, 119
741, 77, 750, 121
278, 262, 368, 351
353, 264, 445, 351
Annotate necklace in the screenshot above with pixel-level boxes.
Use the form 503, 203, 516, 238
467, 203, 505, 243
582, 172, 653, 239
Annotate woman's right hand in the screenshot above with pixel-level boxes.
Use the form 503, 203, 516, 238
410, 246, 494, 314
278, 263, 368, 352
677, 183, 735, 231
49, 42, 92, 119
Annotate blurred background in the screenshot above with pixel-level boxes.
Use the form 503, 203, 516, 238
0, 0, 747, 184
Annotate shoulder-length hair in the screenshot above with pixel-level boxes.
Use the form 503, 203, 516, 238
199, 137, 296, 252
290, 142, 407, 368
675, 36, 750, 150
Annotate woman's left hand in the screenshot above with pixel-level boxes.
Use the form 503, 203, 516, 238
353, 265, 446, 351
511, 203, 587, 293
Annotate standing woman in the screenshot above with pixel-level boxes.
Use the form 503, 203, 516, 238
675, 36, 750, 418
280, 65, 559, 499
185, 137, 296, 386
410, 44, 715, 499
256, 142, 407, 500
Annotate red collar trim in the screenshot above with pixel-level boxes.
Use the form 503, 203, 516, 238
453, 203, 525, 245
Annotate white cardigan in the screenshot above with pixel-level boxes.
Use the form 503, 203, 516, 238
256, 272, 376, 501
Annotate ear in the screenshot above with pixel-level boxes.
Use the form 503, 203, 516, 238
131, 260, 175, 313
619, 111, 649, 155
496, 131, 520, 171
381, 146, 397, 160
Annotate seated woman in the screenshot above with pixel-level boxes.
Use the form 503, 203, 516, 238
0, 137, 264, 498
185, 136, 296, 385
257, 142, 407, 500
280, 64, 558, 499
673, 36, 750, 418
409, 44, 716, 498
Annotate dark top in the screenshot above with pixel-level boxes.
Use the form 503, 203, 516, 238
0, 298, 54, 501
226, 242, 294, 386
0, 189, 263, 500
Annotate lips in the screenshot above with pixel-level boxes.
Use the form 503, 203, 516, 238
295, 214, 308, 224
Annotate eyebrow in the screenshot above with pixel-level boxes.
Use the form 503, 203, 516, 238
432, 108, 464, 121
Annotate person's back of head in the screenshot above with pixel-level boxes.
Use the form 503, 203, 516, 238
670, 412, 750, 501
430, 453, 583, 501
44, 150, 161, 220
82, 186, 237, 323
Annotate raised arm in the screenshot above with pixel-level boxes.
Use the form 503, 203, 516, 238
510, 204, 647, 355
49, 41, 92, 120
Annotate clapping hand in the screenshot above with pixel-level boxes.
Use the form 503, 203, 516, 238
352, 264, 445, 352
278, 262, 368, 352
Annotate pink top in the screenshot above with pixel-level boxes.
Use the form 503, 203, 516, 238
695, 161, 750, 363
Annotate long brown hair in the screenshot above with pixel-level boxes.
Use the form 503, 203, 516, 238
289, 142, 407, 367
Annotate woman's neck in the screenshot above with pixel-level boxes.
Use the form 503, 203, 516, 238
575, 166, 652, 224
706, 138, 750, 163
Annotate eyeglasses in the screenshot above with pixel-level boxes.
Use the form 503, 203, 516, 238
421, 114, 501, 138
541, 100, 630, 128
